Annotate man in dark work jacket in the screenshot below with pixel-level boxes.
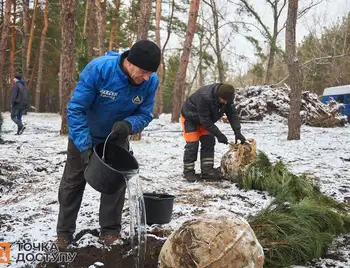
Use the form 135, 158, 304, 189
180, 83, 246, 182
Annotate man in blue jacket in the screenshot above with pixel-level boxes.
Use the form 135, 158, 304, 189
56, 40, 160, 248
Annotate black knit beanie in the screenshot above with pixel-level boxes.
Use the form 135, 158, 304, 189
216, 84, 235, 101
127, 40, 161, 72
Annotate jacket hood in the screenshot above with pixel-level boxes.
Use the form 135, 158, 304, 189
17, 80, 25, 85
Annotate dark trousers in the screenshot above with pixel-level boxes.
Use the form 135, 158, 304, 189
57, 139, 128, 238
181, 118, 216, 174
11, 103, 24, 128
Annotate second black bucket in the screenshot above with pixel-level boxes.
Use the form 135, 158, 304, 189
143, 193, 175, 225
84, 140, 139, 195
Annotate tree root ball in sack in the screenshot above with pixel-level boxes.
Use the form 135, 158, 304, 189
158, 216, 264, 268
220, 138, 257, 183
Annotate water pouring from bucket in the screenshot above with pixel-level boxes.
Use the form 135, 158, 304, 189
125, 175, 147, 268
84, 131, 147, 268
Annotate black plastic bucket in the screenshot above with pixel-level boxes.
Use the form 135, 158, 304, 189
84, 135, 139, 195
143, 193, 175, 225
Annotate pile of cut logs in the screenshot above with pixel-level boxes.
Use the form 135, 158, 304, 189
231, 85, 345, 127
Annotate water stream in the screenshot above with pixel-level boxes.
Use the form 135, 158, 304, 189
124, 172, 147, 268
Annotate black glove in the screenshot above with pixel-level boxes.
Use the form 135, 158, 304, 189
217, 134, 228, 144
81, 148, 92, 166
110, 121, 132, 140
235, 132, 246, 144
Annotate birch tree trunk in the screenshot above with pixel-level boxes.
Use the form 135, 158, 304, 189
171, 0, 200, 123
35, 0, 49, 112
26, 0, 39, 73
59, 0, 76, 135
286, 0, 301, 140
0, 0, 11, 111
1, 0, 3, 20
10, 0, 16, 82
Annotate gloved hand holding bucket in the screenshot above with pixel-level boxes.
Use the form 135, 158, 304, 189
84, 126, 139, 195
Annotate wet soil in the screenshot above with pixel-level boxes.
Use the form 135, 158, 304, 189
36, 235, 165, 268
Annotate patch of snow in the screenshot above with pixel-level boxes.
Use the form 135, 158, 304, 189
0, 112, 349, 267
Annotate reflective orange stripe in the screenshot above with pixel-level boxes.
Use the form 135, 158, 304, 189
180, 114, 211, 142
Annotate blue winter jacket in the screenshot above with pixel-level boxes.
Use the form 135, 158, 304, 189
67, 51, 159, 152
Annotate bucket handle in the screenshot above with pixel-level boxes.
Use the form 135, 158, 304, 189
101, 130, 128, 162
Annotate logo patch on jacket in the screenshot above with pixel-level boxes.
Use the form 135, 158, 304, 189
132, 96, 143, 104
101, 89, 118, 100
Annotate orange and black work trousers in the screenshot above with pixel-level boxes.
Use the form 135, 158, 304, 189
180, 115, 215, 175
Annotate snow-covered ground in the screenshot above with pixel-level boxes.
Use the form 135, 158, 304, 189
0, 112, 349, 267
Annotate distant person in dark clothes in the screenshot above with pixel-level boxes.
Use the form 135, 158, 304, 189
10, 74, 28, 135
180, 83, 246, 182
56, 40, 161, 249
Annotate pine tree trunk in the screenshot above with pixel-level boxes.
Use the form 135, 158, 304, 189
0, 0, 11, 111
29, 45, 40, 91
10, 0, 16, 82
265, 8, 279, 84
198, 30, 204, 88
171, 0, 200, 123
210, 0, 224, 83
136, 0, 152, 41
22, 0, 29, 82
87, 0, 96, 60
95, 0, 106, 56
35, 0, 49, 112
83, 0, 89, 37
286, 0, 301, 140
0, 112, 3, 142
59, 0, 76, 135
108, 0, 121, 51
153, 0, 163, 117
265, 39, 277, 84
129, 0, 153, 141
26, 0, 39, 73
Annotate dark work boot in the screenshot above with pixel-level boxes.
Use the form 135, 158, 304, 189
98, 233, 122, 246
15, 125, 21, 135
18, 126, 26, 135
201, 158, 222, 180
201, 167, 223, 180
183, 170, 198, 183
56, 235, 73, 249
183, 162, 198, 182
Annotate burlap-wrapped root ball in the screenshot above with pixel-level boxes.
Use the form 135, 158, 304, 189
221, 138, 257, 183
158, 216, 264, 268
